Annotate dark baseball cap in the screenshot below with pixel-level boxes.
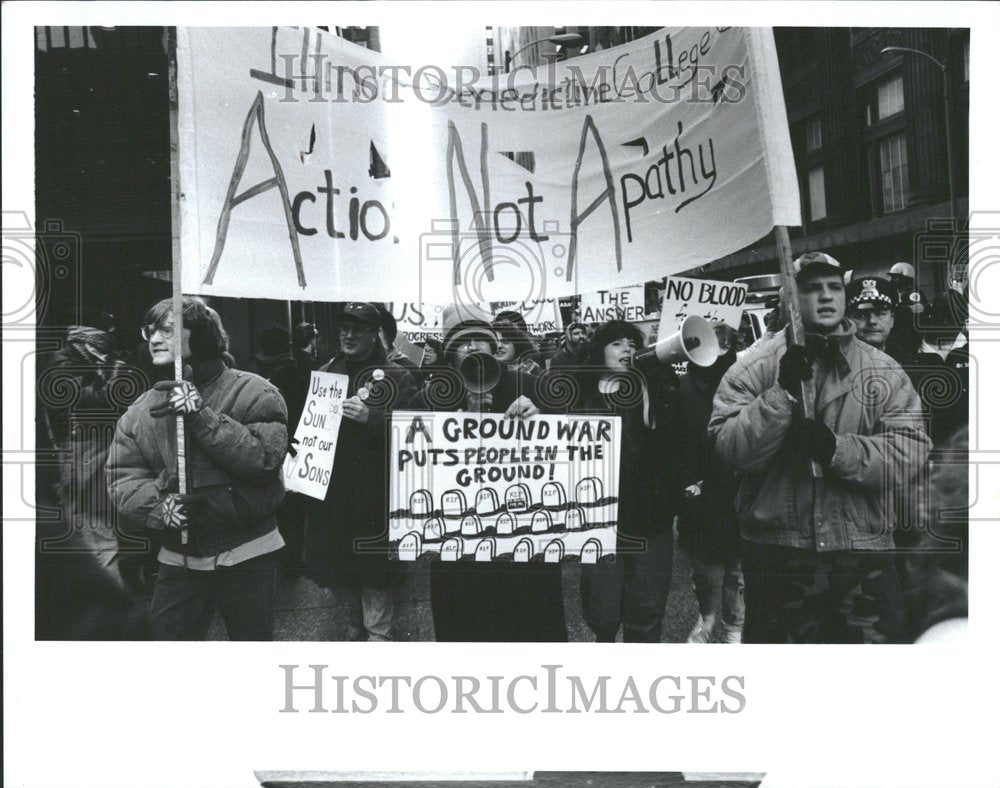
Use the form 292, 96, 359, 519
340, 302, 381, 328
846, 277, 895, 311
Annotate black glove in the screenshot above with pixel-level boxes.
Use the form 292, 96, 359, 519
148, 379, 203, 418
786, 418, 837, 465
777, 344, 815, 394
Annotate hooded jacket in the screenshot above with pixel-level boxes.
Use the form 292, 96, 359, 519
708, 321, 930, 552
106, 357, 288, 560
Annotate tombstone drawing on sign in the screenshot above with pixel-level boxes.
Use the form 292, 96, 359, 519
496, 512, 516, 535
581, 538, 602, 564
530, 510, 552, 533
461, 513, 483, 536
513, 538, 533, 563
505, 483, 531, 512
410, 489, 433, 516
475, 487, 500, 514
544, 539, 565, 563
441, 536, 464, 562
423, 517, 445, 541
541, 481, 566, 508
475, 538, 496, 562
565, 507, 586, 530
397, 532, 422, 562
441, 489, 467, 516
576, 477, 603, 504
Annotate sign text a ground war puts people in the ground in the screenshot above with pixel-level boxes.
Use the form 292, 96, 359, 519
387, 412, 622, 564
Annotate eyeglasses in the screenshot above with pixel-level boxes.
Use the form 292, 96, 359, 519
141, 323, 174, 341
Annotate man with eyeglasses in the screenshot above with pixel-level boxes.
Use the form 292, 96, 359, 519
106, 296, 288, 640
303, 302, 417, 641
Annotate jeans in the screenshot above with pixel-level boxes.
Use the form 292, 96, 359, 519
689, 553, 745, 628
151, 551, 277, 640
331, 584, 394, 642
581, 530, 672, 643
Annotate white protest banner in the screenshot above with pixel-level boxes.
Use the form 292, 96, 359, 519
657, 275, 749, 336
579, 285, 647, 323
489, 299, 563, 335
387, 412, 621, 564
387, 302, 446, 343
281, 371, 348, 499
177, 27, 800, 302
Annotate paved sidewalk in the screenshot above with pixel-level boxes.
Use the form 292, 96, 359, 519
208, 534, 733, 643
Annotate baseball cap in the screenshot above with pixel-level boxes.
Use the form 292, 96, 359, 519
845, 277, 895, 311
340, 302, 381, 328
792, 251, 842, 280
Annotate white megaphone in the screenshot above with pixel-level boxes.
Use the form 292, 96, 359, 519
632, 315, 721, 368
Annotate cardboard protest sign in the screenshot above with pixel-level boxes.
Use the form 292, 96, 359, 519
579, 286, 647, 323
387, 412, 621, 563
282, 371, 349, 499
177, 27, 800, 302
657, 275, 749, 336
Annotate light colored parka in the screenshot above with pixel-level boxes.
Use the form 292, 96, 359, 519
708, 322, 930, 552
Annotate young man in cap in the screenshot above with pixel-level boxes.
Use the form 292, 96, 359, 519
304, 302, 417, 641
845, 276, 897, 354
106, 297, 288, 640
709, 252, 930, 643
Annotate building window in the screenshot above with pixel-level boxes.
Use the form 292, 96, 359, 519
805, 117, 822, 152
963, 40, 969, 82
877, 75, 905, 120
879, 132, 909, 213
808, 166, 827, 221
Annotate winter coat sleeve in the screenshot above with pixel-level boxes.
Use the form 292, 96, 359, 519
826, 367, 931, 490
105, 405, 164, 526
186, 384, 288, 482
709, 359, 797, 473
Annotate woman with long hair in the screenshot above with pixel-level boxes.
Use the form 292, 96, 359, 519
557, 320, 679, 642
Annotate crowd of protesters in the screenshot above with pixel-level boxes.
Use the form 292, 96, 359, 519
37, 252, 969, 644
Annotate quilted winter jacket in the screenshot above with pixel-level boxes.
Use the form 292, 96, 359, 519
106, 359, 288, 559
708, 323, 930, 552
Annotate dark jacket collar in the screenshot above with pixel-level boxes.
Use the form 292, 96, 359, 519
191, 356, 227, 388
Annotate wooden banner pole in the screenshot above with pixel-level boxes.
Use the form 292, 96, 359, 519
165, 27, 189, 540
774, 225, 823, 479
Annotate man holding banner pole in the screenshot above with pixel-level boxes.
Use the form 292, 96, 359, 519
106, 297, 289, 640
708, 252, 930, 643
